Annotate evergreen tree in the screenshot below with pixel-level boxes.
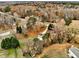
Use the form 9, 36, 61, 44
1, 36, 20, 49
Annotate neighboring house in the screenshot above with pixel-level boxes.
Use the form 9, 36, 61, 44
0, 28, 16, 38
68, 47, 79, 58
0, 31, 10, 37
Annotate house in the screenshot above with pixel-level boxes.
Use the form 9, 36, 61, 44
68, 47, 79, 58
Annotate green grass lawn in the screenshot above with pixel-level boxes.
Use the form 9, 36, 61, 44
0, 37, 33, 58
16, 48, 24, 58
0, 39, 24, 58
0, 49, 8, 58
6, 49, 16, 58
0, 48, 24, 58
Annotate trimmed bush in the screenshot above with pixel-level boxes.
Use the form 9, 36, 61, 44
1, 36, 20, 49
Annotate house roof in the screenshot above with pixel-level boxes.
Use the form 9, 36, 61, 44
69, 47, 79, 58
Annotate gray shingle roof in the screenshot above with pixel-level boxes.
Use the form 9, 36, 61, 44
70, 47, 79, 58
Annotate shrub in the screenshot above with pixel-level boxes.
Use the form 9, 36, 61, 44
48, 24, 54, 30
1, 38, 10, 49
41, 15, 48, 22
42, 55, 49, 58
16, 26, 22, 33
27, 10, 33, 16
10, 37, 20, 48
22, 50, 32, 58
42, 33, 50, 40
64, 15, 72, 26
50, 25, 75, 44
33, 38, 43, 55
25, 38, 43, 57
4, 6, 11, 12
28, 17, 37, 25
42, 33, 51, 47
1, 36, 20, 49
33, 38, 39, 42
27, 17, 37, 29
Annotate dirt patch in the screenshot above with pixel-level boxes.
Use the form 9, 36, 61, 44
15, 33, 28, 40
36, 43, 71, 58
26, 24, 46, 37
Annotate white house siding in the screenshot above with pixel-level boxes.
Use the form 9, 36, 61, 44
0, 31, 10, 37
